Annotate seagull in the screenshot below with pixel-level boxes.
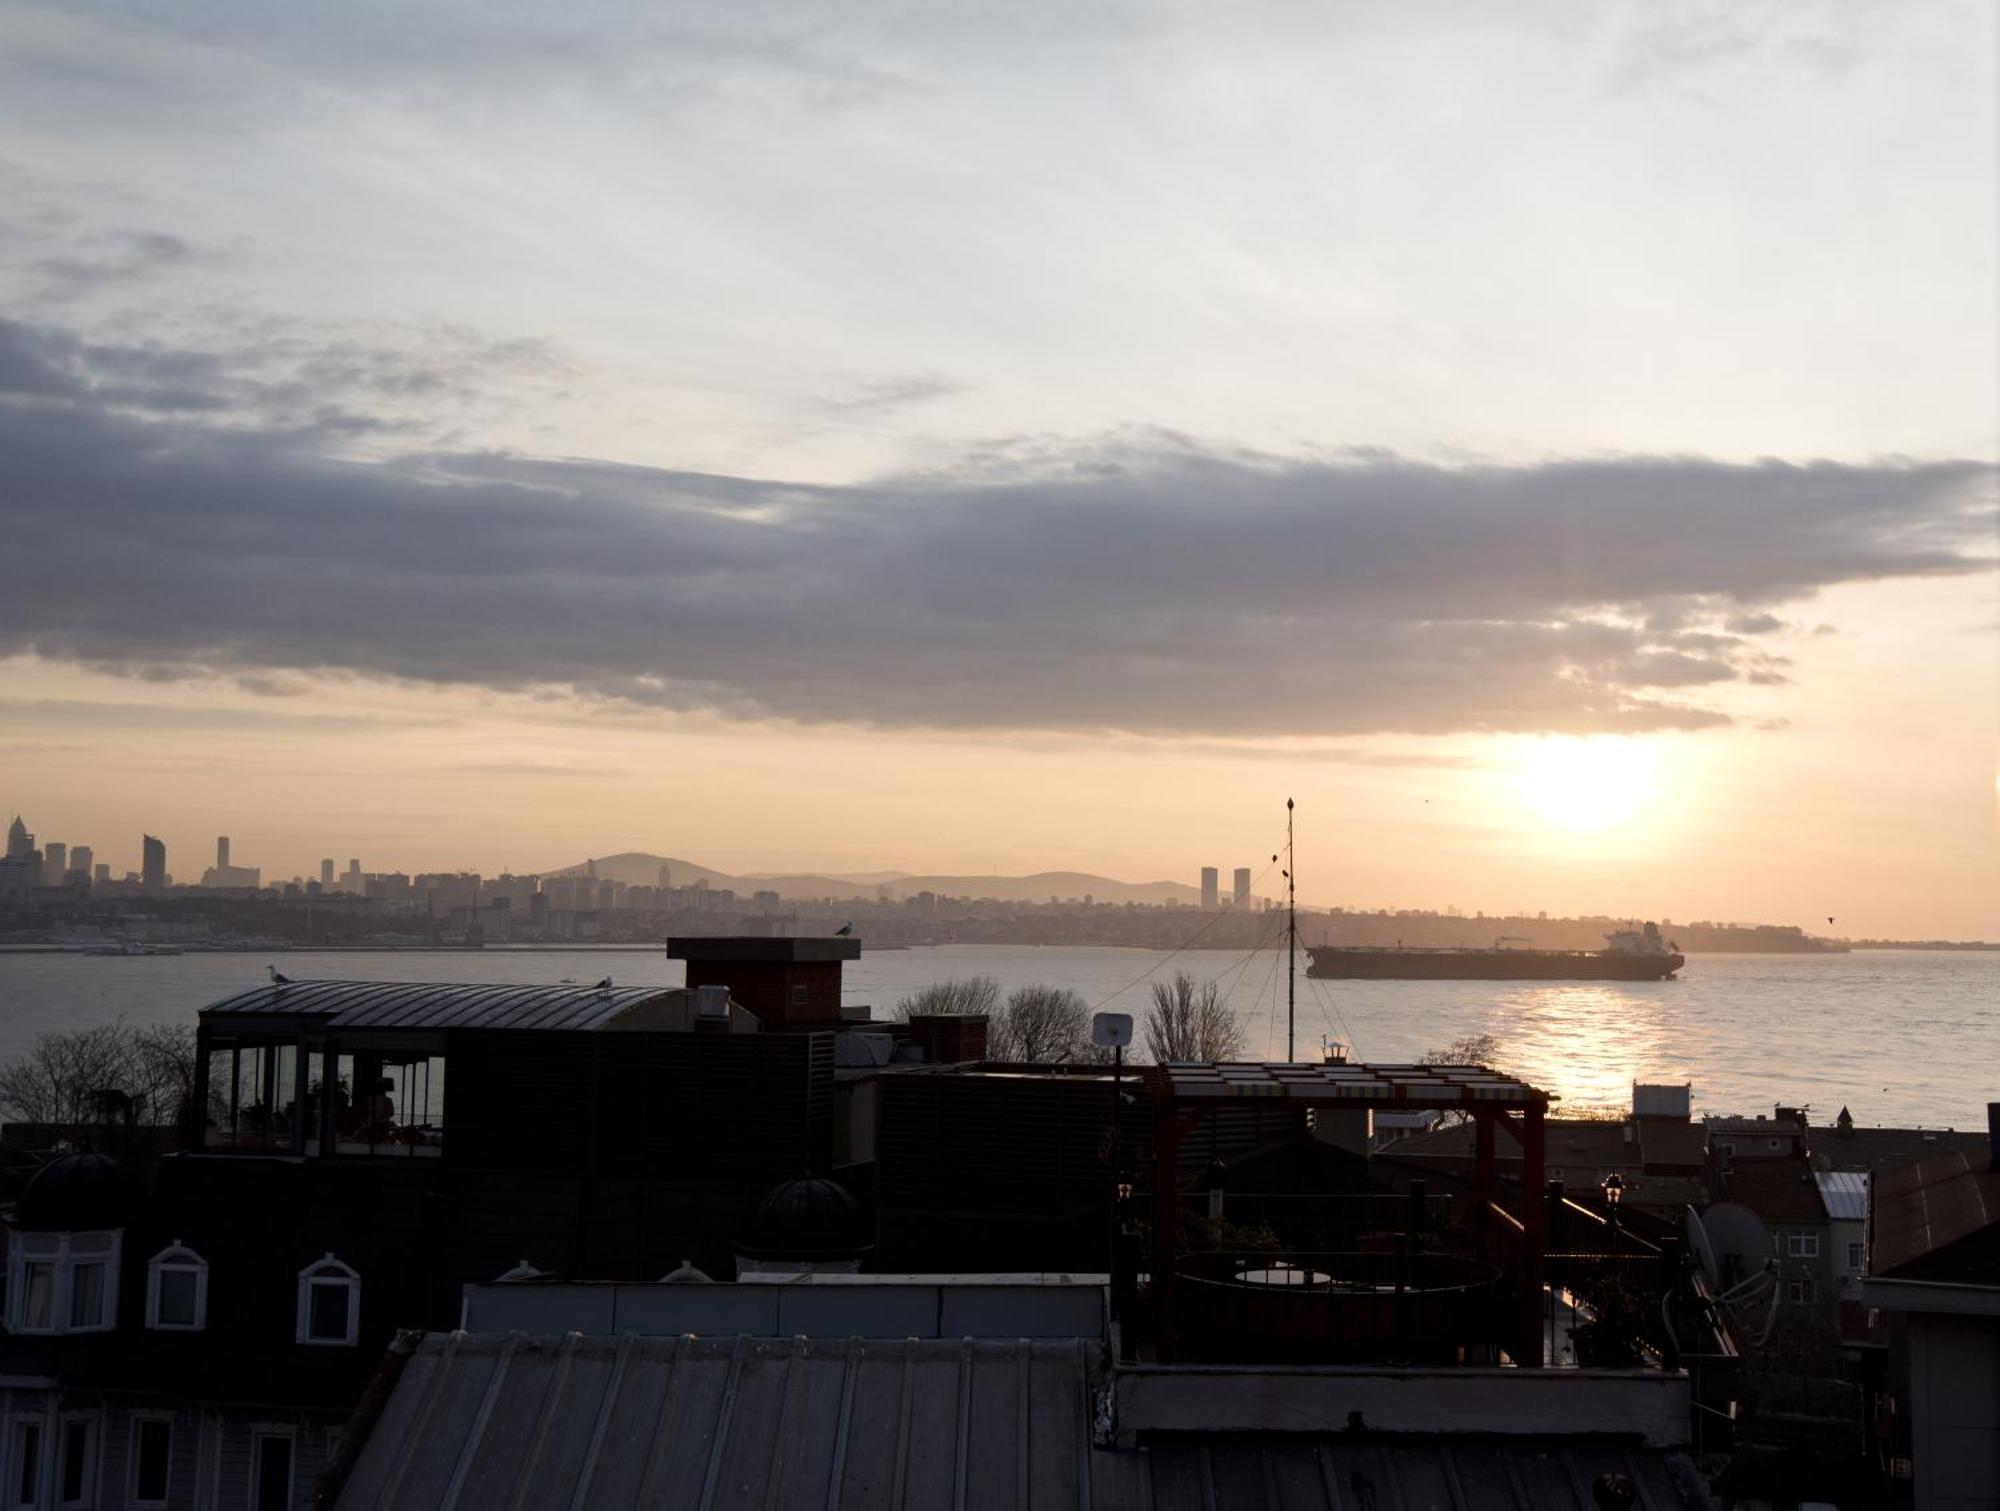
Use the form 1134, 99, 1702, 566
267, 966, 291, 986
594, 976, 613, 990
834, 922, 853, 937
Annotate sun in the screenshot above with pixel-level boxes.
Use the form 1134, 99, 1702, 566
1511, 736, 1660, 833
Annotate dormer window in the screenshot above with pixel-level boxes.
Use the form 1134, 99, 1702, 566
146, 1243, 209, 1330
5, 1231, 120, 1335
295, 1255, 359, 1346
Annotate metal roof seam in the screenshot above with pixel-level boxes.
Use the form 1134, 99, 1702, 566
695, 1336, 752, 1511
437, 1331, 520, 1511
504, 1332, 581, 1511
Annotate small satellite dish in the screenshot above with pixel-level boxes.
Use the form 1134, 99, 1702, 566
1092, 1012, 1133, 1049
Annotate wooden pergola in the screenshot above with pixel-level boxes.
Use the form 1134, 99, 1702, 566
1146, 1061, 1551, 1365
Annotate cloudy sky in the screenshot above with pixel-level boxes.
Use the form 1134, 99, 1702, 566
1, 0, 1994, 935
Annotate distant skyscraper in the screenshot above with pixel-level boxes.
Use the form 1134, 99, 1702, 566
6, 816, 33, 860
657, 863, 672, 890
320, 858, 335, 888
69, 845, 93, 878
93, 863, 110, 884
1200, 866, 1219, 911
142, 834, 166, 889
44, 842, 66, 885
1233, 867, 1252, 906
217, 835, 230, 870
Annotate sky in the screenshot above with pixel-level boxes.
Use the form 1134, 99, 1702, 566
0, 0, 1994, 936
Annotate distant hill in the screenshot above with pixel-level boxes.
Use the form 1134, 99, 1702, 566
553, 852, 1202, 906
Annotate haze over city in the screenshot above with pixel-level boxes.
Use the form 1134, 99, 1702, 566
2, 1, 1995, 939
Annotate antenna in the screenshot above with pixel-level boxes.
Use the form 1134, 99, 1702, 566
1286, 797, 1296, 1063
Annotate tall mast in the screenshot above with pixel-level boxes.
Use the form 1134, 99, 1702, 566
1286, 796, 1296, 1062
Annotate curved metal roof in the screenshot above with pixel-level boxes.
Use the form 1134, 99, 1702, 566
199, 979, 677, 1033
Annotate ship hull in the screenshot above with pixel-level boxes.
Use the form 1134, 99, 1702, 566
1306, 948, 1683, 981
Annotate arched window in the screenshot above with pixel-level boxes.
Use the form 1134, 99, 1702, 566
295, 1255, 360, 1346
5, 1230, 121, 1334
145, 1242, 208, 1330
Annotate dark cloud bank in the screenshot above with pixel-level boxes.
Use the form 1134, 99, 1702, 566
0, 318, 1991, 738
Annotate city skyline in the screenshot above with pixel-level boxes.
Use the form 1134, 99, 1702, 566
0, 2, 1994, 939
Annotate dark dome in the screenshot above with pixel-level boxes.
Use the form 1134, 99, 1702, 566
739, 1177, 868, 1260
14, 1152, 141, 1232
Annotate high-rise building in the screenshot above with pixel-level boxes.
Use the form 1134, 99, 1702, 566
217, 835, 231, 870
93, 863, 110, 884
320, 858, 335, 889
142, 834, 166, 889
69, 845, 93, 878
1200, 866, 1219, 911
1233, 867, 1252, 906
657, 863, 673, 890
343, 859, 362, 894
44, 842, 66, 885
5, 816, 32, 861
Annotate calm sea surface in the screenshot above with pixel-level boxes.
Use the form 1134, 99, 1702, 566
0, 946, 1992, 1128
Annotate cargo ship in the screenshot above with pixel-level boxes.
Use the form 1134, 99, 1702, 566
1306, 921, 1684, 981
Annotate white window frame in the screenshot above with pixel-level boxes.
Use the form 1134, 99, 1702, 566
1847, 1240, 1865, 1271
1788, 1277, 1817, 1305
248, 1427, 295, 1511
295, 1255, 360, 1346
5, 1230, 122, 1335
55, 1412, 98, 1509
1785, 1231, 1820, 1259
146, 1241, 210, 1331
127, 1412, 175, 1509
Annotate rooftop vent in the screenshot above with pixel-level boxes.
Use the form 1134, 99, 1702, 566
693, 984, 730, 1019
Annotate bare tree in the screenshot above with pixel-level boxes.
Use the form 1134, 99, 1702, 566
990, 985, 1091, 1062
1143, 972, 1245, 1063
892, 976, 1001, 1021
0, 1023, 143, 1128
0, 1021, 203, 1133
1418, 1033, 1500, 1068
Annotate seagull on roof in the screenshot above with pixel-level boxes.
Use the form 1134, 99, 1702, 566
595, 976, 613, 990
834, 922, 853, 937
267, 966, 291, 985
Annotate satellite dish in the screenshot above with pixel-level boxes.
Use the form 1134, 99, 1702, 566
1686, 1203, 1781, 1348
1701, 1203, 1774, 1287
1092, 1012, 1133, 1049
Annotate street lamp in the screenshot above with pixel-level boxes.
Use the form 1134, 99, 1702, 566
1601, 1173, 1626, 1360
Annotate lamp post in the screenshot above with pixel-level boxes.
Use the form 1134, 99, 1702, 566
1602, 1173, 1625, 1357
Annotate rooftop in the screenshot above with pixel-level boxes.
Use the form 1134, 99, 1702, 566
1814, 1170, 1868, 1223
1151, 1061, 1548, 1107
666, 935, 862, 964
334, 1331, 1708, 1511
1718, 1159, 1828, 1225
1870, 1149, 2000, 1280
199, 980, 701, 1034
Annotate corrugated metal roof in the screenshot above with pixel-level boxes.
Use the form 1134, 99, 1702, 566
1814, 1170, 1869, 1222
333, 1332, 1711, 1510
1156, 1062, 1548, 1107
200, 980, 676, 1033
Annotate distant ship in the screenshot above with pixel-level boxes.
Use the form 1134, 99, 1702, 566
1306, 922, 1685, 981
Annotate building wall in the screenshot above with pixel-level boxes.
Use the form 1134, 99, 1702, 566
0, 1387, 344, 1511
1907, 1311, 2000, 1510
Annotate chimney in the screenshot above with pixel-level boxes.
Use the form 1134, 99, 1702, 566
693, 984, 732, 1032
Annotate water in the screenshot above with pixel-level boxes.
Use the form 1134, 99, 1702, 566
0, 946, 1992, 1128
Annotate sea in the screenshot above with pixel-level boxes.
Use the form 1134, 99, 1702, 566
0, 946, 1992, 1129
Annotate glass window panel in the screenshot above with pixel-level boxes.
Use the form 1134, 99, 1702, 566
133, 1419, 171, 1503
253, 1436, 291, 1511
23, 1262, 53, 1329
67, 1232, 112, 1256
59, 1420, 89, 1505
156, 1267, 199, 1327
308, 1280, 351, 1341
14, 1421, 39, 1508
68, 1262, 105, 1328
